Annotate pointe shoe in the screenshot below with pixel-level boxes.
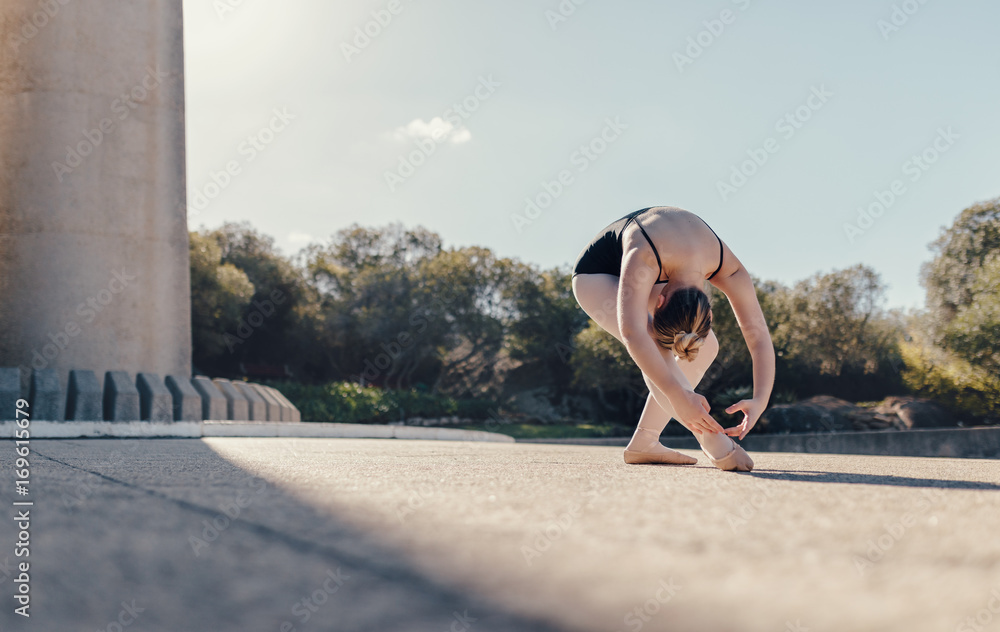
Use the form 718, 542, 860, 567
701, 436, 754, 472
624, 448, 698, 465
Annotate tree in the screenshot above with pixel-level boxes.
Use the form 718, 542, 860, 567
502, 265, 589, 397
189, 231, 255, 373
921, 197, 1000, 374
570, 321, 645, 420
304, 223, 444, 388
191, 223, 320, 378
921, 197, 1000, 336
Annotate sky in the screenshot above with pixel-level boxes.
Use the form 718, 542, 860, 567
182, 0, 1000, 310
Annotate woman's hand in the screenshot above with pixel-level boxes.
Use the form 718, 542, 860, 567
671, 389, 725, 435
723, 398, 767, 440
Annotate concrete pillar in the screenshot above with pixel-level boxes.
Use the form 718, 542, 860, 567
0, 1, 190, 397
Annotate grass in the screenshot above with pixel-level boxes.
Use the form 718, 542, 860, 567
454, 422, 631, 440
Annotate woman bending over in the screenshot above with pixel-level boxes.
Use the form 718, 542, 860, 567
571, 206, 775, 472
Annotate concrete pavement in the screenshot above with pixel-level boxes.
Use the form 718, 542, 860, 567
3, 439, 999, 631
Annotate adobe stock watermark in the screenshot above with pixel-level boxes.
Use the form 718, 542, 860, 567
213, 0, 248, 21
673, 0, 753, 73
955, 587, 1000, 632
384, 75, 501, 193
521, 503, 583, 566
341, 0, 412, 62
50, 66, 169, 182
188, 475, 268, 556
18, 268, 138, 373
715, 84, 833, 202
852, 487, 945, 576
877, 0, 932, 41
544, 0, 588, 31
510, 116, 627, 233
843, 126, 958, 244
96, 600, 145, 632
720, 476, 788, 533
354, 284, 462, 386
445, 610, 477, 632
6, 0, 73, 55
395, 482, 437, 524
613, 578, 682, 632
279, 567, 351, 631
187, 107, 295, 218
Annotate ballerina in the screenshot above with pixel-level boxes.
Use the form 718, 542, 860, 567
571, 206, 775, 471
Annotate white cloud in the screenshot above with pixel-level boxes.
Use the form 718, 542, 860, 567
287, 231, 314, 244
389, 116, 471, 145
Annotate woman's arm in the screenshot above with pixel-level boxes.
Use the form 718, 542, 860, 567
618, 249, 725, 435
710, 261, 775, 440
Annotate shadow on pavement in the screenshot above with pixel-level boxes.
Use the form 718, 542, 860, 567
12, 439, 565, 632
748, 469, 1000, 491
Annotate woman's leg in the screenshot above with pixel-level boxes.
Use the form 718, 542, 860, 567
633, 332, 736, 460
572, 274, 697, 463
572, 273, 734, 460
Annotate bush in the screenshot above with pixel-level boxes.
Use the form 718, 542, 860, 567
262, 380, 497, 423
899, 341, 1000, 419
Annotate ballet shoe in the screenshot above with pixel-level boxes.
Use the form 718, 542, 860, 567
701, 436, 754, 472
623, 447, 698, 465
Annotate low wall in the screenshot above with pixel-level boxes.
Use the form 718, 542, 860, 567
519, 427, 1000, 459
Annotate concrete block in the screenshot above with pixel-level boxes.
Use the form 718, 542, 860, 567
104, 371, 140, 421
0, 368, 22, 421
213, 378, 249, 421
264, 386, 301, 421
29, 369, 63, 420
165, 376, 202, 421
137, 373, 173, 422
233, 381, 267, 421
265, 386, 291, 421
269, 387, 301, 422
66, 370, 103, 421
192, 376, 227, 421
249, 383, 282, 421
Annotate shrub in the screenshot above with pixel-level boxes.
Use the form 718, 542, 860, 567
262, 380, 497, 424
899, 341, 1000, 419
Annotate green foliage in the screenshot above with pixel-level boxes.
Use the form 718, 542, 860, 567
190, 223, 318, 376
503, 265, 589, 395
900, 339, 1000, 418
187, 212, 1000, 426
921, 197, 1000, 341
770, 264, 901, 377
910, 198, 1000, 416
263, 380, 495, 424
189, 232, 255, 367
940, 252, 1000, 375
569, 321, 645, 419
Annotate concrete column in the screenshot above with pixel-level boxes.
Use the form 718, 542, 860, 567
0, 1, 191, 396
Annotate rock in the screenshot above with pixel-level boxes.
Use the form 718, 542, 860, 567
874, 396, 958, 429
759, 396, 858, 434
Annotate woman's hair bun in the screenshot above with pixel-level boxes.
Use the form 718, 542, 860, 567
672, 331, 704, 361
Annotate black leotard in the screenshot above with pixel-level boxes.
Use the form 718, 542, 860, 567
572, 207, 724, 283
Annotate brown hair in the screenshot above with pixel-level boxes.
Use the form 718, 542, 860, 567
652, 287, 712, 361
